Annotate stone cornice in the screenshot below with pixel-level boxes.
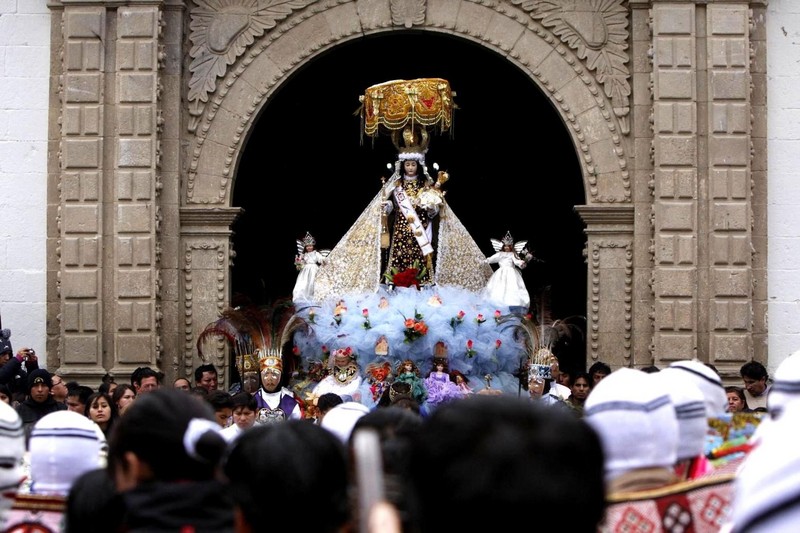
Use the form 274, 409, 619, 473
179, 206, 241, 232
574, 205, 635, 227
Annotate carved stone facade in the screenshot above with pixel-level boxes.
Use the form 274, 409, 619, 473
46, 0, 767, 385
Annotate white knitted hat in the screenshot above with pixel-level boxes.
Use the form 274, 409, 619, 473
653, 368, 708, 461
0, 401, 24, 520
667, 359, 727, 416
320, 401, 370, 444
767, 348, 800, 419
584, 368, 679, 482
731, 400, 800, 532
28, 410, 106, 495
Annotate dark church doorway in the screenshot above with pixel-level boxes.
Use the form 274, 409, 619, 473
231, 31, 587, 372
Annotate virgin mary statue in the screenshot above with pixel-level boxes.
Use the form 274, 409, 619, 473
312, 79, 492, 304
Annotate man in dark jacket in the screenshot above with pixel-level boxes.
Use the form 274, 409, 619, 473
0, 329, 40, 403
16, 369, 67, 444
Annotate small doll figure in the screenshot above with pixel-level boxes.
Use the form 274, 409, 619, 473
394, 359, 427, 405
365, 360, 393, 403
449, 370, 472, 395
312, 347, 362, 403
483, 231, 533, 312
292, 232, 330, 303
424, 357, 465, 409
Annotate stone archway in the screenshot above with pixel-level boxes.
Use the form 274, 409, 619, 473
47, 0, 768, 387
179, 0, 634, 382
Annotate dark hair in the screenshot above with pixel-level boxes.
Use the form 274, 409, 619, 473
740, 360, 768, 381
571, 372, 592, 387
588, 361, 611, 378
195, 363, 218, 383
640, 365, 660, 374
111, 384, 135, 408
725, 385, 749, 411
65, 468, 125, 533
206, 389, 233, 412
101, 372, 116, 385
84, 391, 119, 437
224, 421, 349, 532
130, 366, 161, 388
230, 391, 257, 411
69, 385, 94, 406
0, 383, 12, 402
316, 393, 344, 415
407, 395, 605, 532
350, 407, 423, 531
108, 389, 226, 483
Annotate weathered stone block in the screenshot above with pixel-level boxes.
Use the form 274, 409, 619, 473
116, 269, 153, 298
62, 204, 99, 233
713, 268, 751, 297
116, 204, 151, 233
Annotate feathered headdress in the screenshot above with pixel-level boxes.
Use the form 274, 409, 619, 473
196, 298, 305, 383
502, 286, 585, 385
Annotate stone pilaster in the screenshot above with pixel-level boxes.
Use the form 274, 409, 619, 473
704, 4, 754, 373
108, 5, 163, 380
178, 207, 239, 387
56, 5, 108, 380
575, 206, 635, 370
651, 3, 700, 363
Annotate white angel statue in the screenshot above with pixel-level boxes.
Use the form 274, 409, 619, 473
292, 232, 330, 303
482, 231, 533, 311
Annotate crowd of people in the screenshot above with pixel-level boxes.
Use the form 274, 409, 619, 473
0, 321, 798, 532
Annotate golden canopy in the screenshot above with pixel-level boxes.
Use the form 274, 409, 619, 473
360, 78, 455, 137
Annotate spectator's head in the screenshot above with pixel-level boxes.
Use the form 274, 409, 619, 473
768, 349, 800, 419
67, 385, 94, 414
726, 386, 749, 413
108, 389, 226, 491
224, 421, 350, 533
315, 393, 343, 424
741, 360, 769, 398
230, 392, 257, 431
585, 367, 678, 484
0, 329, 11, 366
29, 410, 105, 495
173, 377, 191, 391
0, 384, 11, 405
131, 366, 160, 395
111, 384, 136, 416
666, 359, 727, 416
588, 361, 611, 386
84, 391, 118, 436
27, 369, 52, 404
50, 373, 68, 403
194, 364, 218, 392
205, 390, 234, 428
408, 395, 605, 532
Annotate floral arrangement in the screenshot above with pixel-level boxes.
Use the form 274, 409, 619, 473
385, 260, 427, 288
494, 310, 502, 323
294, 255, 304, 271
331, 346, 355, 360
475, 313, 486, 325
403, 310, 429, 343
495, 339, 502, 350
450, 310, 466, 330
362, 308, 371, 330
465, 339, 477, 358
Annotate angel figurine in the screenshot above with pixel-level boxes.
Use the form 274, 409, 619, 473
292, 232, 330, 303
482, 231, 533, 312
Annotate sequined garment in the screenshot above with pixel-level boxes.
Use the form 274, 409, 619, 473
385, 178, 433, 283
313, 178, 492, 303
